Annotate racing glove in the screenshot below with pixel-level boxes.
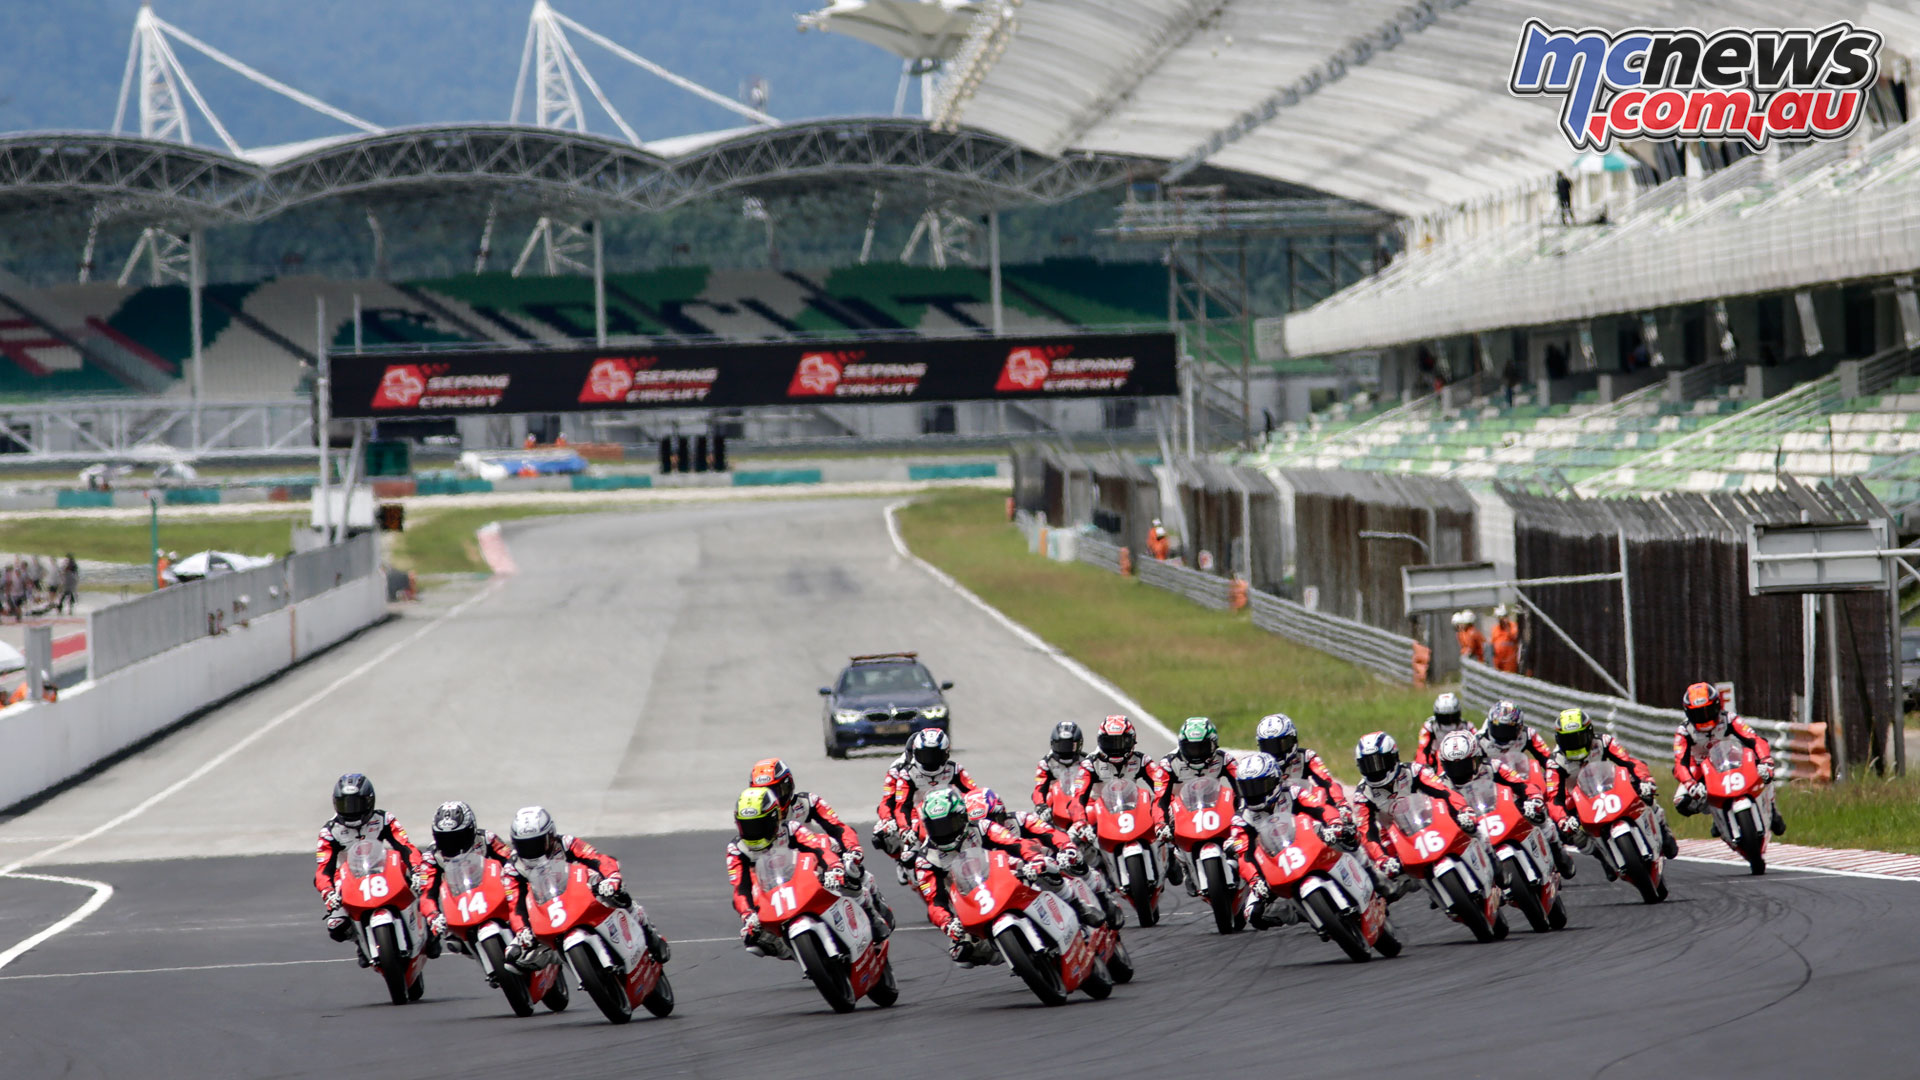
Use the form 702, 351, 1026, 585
1453, 810, 1478, 832
1154, 823, 1173, 843
740, 914, 761, 938
323, 888, 342, 911
1757, 763, 1774, 784
1558, 818, 1584, 842
942, 919, 967, 943
513, 928, 535, 950
1380, 857, 1402, 877
1636, 780, 1659, 802
410, 869, 432, 895
428, 914, 447, 938
1248, 876, 1271, 900
821, 866, 846, 891
1330, 815, 1358, 847
1069, 823, 1096, 846
1522, 797, 1546, 824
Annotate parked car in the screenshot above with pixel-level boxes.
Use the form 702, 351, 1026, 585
819, 652, 952, 759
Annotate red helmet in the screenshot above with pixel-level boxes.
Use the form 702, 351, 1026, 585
748, 757, 795, 810
1096, 715, 1136, 762
1682, 683, 1722, 731
963, 788, 1005, 824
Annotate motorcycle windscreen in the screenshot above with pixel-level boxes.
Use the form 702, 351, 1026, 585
443, 851, 486, 895
1575, 761, 1619, 799
526, 858, 571, 903
759, 848, 798, 888
1101, 780, 1140, 814
950, 847, 993, 895
1253, 813, 1297, 854
1181, 776, 1223, 810
1707, 736, 1747, 774
1464, 779, 1502, 819
1390, 794, 1437, 835
345, 839, 386, 878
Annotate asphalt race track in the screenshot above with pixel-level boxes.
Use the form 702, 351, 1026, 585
0, 497, 1913, 1078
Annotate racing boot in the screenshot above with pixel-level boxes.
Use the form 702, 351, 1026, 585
1165, 853, 1185, 887
1770, 805, 1787, 837
424, 932, 443, 959
1550, 832, 1577, 879
1662, 823, 1680, 859
325, 911, 353, 944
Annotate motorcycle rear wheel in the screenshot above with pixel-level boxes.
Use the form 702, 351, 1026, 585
481, 936, 535, 1017
641, 970, 674, 1017
1547, 895, 1569, 930
794, 933, 857, 1014
371, 924, 410, 1006
407, 971, 425, 1002
1106, 936, 1134, 984
1303, 891, 1370, 963
1123, 853, 1157, 928
1616, 842, 1664, 904
542, 971, 571, 1012
1503, 863, 1552, 933
1080, 960, 1112, 1001
996, 928, 1068, 1006
1372, 922, 1403, 958
1735, 808, 1766, 874
866, 957, 899, 1008
1201, 859, 1235, 935
567, 943, 633, 1024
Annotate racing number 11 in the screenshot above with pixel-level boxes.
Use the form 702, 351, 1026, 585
770, 885, 798, 917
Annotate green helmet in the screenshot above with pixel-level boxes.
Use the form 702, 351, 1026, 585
1177, 716, 1219, 766
922, 788, 971, 851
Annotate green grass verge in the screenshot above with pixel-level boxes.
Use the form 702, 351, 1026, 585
0, 512, 304, 566
895, 489, 1435, 774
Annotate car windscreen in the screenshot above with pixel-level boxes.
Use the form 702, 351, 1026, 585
838, 663, 935, 696
1904, 634, 1920, 663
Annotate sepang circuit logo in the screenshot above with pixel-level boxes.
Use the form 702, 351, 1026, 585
578, 356, 717, 404
1510, 20, 1882, 151
786, 351, 925, 398
995, 344, 1136, 394
371, 364, 510, 410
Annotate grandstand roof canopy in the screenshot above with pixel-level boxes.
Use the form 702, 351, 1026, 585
0, 118, 1151, 229
933, 0, 1918, 216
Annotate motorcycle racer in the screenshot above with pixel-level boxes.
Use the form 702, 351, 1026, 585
504, 806, 670, 968
1348, 732, 1472, 884
1031, 720, 1085, 814
875, 728, 978, 869
414, 800, 520, 950
1435, 731, 1545, 822
1158, 717, 1240, 805
1671, 682, 1786, 837
962, 788, 1111, 928
1544, 709, 1679, 872
313, 773, 433, 957
1228, 752, 1348, 927
1480, 700, 1580, 877
1067, 715, 1176, 883
1413, 692, 1472, 771
911, 788, 1053, 966
750, 757, 862, 854
1256, 713, 1347, 803
727, 787, 886, 957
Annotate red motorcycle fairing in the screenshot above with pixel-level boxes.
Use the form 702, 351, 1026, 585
1387, 793, 1504, 941
525, 858, 668, 1022
1699, 735, 1771, 873
952, 847, 1103, 1001
1244, 811, 1392, 960
335, 838, 429, 1004
751, 847, 893, 1008
436, 852, 560, 1010
1461, 779, 1564, 934
1568, 759, 1669, 902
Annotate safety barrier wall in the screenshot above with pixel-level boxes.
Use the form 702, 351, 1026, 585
289, 533, 378, 602
1248, 589, 1419, 686
1134, 557, 1237, 611
1459, 659, 1830, 781
1074, 535, 1126, 575
0, 561, 386, 810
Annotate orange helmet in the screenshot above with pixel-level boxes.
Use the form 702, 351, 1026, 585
748, 757, 795, 810
1682, 683, 1722, 731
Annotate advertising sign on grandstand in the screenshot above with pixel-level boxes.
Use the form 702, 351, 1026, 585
1510, 20, 1882, 151
331, 332, 1175, 418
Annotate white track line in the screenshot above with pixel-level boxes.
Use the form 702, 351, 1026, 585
883, 501, 1172, 745
1674, 854, 1920, 884
0, 957, 348, 981
0, 577, 505, 971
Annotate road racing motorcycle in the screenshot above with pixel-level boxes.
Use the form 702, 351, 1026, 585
951, 845, 1116, 1006
1460, 778, 1566, 933
1169, 775, 1238, 934
1241, 798, 1399, 963
751, 846, 898, 1013
336, 838, 431, 1005
1085, 778, 1164, 927
1697, 734, 1773, 875
1388, 793, 1509, 943
436, 850, 567, 1016
1567, 758, 1670, 904
524, 858, 673, 1024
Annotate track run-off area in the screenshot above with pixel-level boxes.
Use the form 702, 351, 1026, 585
0, 497, 1912, 1079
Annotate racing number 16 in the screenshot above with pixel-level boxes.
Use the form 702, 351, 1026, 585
1414, 830, 1446, 857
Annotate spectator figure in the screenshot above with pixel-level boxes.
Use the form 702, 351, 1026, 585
1555, 170, 1574, 225
9, 560, 28, 621
1147, 519, 1172, 562
29, 554, 45, 604
56, 554, 77, 614
553, 433, 569, 448
1489, 604, 1521, 673
523, 432, 538, 449
1452, 609, 1487, 663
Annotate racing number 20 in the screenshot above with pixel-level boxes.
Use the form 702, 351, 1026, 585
1593, 793, 1623, 818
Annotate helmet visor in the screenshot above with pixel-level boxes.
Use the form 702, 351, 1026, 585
1357, 751, 1396, 783
925, 811, 967, 851
1258, 733, 1297, 761
1239, 773, 1279, 807
512, 833, 551, 861
1178, 737, 1212, 765
1096, 731, 1133, 759
1049, 737, 1080, 759
433, 825, 476, 858
1442, 755, 1475, 786
1556, 726, 1594, 760
911, 744, 948, 771
736, 813, 778, 850
1487, 720, 1521, 744
334, 789, 373, 825
1685, 703, 1720, 730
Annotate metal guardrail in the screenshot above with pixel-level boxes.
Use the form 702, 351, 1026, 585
1134, 558, 1236, 610
91, 533, 379, 679
1247, 589, 1416, 685
1075, 535, 1126, 575
1459, 659, 1830, 781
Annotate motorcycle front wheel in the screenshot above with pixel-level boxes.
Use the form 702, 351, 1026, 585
567, 943, 633, 1024
1106, 936, 1134, 984
480, 936, 535, 1017
1201, 858, 1235, 935
640, 970, 674, 1017
1123, 853, 1157, 928
793, 933, 857, 1014
371, 924, 410, 1006
1615, 841, 1665, 905
1302, 890, 1370, 963
866, 957, 899, 1008
1502, 861, 1552, 933
996, 928, 1068, 1006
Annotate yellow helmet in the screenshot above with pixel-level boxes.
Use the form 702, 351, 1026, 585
734, 787, 782, 851
1555, 708, 1595, 760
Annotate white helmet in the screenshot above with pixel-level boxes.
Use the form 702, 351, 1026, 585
1451, 610, 1473, 627
1437, 730, 1483, 786
509, 806, 558, 861
1432, 692, 1463, 725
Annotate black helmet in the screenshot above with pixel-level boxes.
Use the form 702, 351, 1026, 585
431, 800, 477, 858
910, 728, 951, 771
1177, 717, 1218, 765
1048, 720, 1083, 761
332, 773, 375, 827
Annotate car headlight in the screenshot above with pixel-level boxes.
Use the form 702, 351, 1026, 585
922, 705, 948, 720
833, 709, 864, 725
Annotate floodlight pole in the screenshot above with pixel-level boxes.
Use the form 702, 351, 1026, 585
316, 297, 331, 546
1890, 555, 1906, 775
1825, 593, 1847, 780
988, 209, 1003, 335
592, 220, 606, 346
1618, 529, 1636, 700
188, 226, 204, 450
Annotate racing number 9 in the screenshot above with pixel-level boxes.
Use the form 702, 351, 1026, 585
1116, 812, 1135, 834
